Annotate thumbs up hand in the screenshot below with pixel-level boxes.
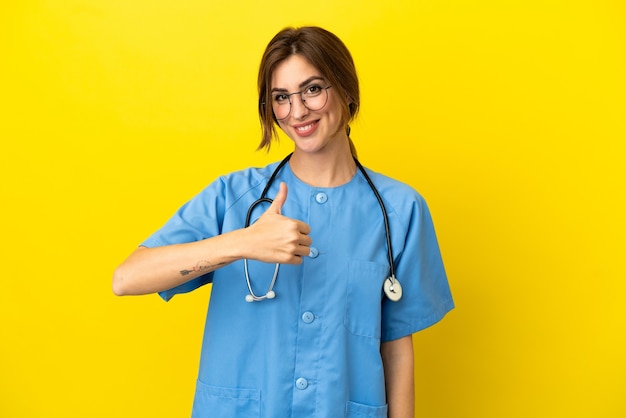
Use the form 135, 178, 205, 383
245, 182, 312, 264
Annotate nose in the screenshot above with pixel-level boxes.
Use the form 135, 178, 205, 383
290, 93, 309, 120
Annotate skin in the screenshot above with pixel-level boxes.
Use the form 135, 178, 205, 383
112, 53, 414, 417
382, 335, 415, 418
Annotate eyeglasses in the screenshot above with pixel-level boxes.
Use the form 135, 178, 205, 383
271, 84, 331, 120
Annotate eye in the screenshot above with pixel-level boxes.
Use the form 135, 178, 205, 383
272, 94, 289, 104
304, 84, 323, 96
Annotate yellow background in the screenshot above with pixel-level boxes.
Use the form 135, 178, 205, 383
2, 0, 625, 417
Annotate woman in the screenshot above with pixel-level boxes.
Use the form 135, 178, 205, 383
113, 26, 454, 418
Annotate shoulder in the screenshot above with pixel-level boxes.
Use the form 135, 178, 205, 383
219, 161, 281, 187
198, 161, 282, 204
358, 165, 435, 236
361, 166, 427, 209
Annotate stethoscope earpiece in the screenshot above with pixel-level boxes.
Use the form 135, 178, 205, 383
244, 289, 277, 303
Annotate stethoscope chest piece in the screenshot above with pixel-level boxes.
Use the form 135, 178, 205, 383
383, 276, 403, 302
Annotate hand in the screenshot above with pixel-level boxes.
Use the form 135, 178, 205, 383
245, 182, 312, 264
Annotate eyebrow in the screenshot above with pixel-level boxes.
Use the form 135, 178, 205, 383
271, 76, 326, 93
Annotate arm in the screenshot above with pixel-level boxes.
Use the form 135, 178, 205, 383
113, 230, 246, 296
112, 182, 311, 296
381, 335, 415, 418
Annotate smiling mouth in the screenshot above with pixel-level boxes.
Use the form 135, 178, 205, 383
297, 123, 314, 132
294, 120, 319, 135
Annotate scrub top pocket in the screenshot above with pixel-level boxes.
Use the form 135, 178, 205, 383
343, 260, 388, 339
192, 380, 260, 418
345, 400, 388, 417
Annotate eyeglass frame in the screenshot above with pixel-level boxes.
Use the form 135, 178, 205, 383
269, 85, 332, 121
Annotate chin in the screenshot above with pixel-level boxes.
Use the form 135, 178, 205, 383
293, 142, 325, 155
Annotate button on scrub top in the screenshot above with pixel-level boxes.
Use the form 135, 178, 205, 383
142, 161, 454, 418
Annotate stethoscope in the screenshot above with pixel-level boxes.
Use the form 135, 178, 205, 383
243, 153, 403, 303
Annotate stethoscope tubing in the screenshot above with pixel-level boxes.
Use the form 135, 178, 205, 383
242, 156, 292, 301
243, 152, 397, 301
352, 157, 396, 282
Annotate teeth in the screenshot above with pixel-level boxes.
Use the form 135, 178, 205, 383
296, 123, 314, 132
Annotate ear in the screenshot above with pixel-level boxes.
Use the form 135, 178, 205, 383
350, 101, 358, 114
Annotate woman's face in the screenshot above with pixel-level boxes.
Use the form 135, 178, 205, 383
270, 54, 346, 155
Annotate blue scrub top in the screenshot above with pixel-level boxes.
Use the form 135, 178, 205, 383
142, 160, 454, 418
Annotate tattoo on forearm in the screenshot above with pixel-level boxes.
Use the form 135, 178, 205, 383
180, 260, 224, 277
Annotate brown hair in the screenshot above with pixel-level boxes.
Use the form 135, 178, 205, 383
257, 26, 360, 155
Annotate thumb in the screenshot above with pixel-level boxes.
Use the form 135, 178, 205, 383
267, 182, 288, 215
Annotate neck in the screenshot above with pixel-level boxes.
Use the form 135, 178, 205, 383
289, 140, 357, 188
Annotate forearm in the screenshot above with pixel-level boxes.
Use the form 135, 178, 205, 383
381, 335, 415, 418
112, 228, 247, 296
